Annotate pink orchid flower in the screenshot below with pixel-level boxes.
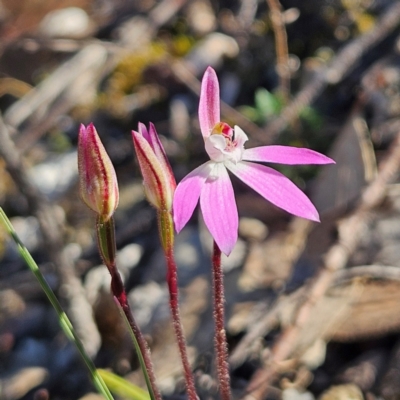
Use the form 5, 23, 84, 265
173, 66, 335, 256
78, 123, 119, 221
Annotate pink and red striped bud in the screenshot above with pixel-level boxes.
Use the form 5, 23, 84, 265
132, 123, 176, 211
78, 123, 119, 220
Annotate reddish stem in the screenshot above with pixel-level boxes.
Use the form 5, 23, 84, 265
111, 270, 161, 400
159, 211, 198, 400
97, 216, 161, 400
212, 241, 231, 400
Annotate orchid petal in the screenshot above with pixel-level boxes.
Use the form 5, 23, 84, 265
200, 163, 238, 255
148, 123, 175, 184
233, 126, 248, 147
132, 129, 165, 208
138, 122, 150, 142
173, 161, 214, 232
205, 134, 226, 162
199, 67, 220, 138
148, 123, 167, 160
243, 145, 335, 165
226, 161, 320, 221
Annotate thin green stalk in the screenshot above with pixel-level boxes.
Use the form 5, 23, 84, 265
115, 300, 157, 400
0, 207, 114, 400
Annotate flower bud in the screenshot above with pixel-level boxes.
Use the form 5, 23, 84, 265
132, 123, 176, 211
78, 123, 119, 220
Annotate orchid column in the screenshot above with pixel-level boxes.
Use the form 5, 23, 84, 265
173, 67, 335, 400
78, 123, 161, 400
132, 123, 198, 400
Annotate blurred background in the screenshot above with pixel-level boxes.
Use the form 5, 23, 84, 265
2, 0, 400, 399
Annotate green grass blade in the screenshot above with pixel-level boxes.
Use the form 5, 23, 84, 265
97, 369, 150, 400
0, 207, 114, 400
115, 302, 156, 400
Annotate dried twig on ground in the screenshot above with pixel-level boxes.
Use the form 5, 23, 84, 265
10, 44, 107, 153
263, 2, 400, 143
4, 44, 107, 131
266, 0, 290, 101
4, 0, 190, 152
242, 130, 400, 400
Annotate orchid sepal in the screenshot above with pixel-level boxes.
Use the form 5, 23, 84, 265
132, 123, 176, 212
78, 123, 119, 221
199, 66, 220, 138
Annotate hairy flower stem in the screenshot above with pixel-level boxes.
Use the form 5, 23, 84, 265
96, 215, 161, 400
158, 210, 198, 400
212, 241, 231, 400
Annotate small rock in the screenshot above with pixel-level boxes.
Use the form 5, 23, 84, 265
10, 216, 41, 252
300, 338, 327, 370
0, 367, 48, 400
29, 151, 78, 199
129, 282, 169, 331
85, 243, 143, 304
239, 217, 268, 241
63, 242, 82, 263
228, 301, 257, 334
116, 243, 143, 272
283, 388, 315, 400
186, 0, 216, 35
85, 266, 111, 305
319, 384, 364, 400
185, 33, 239, 75
116, 16, 152, 49
0, 289, 26, 323
39, 7, 92, 39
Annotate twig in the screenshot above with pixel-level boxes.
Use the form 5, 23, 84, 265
263, 2, 400, 143
148, 0, 188, 27
266, 0, 290, 101
4, 44, 107, 130
229, 303, 281, 369
242, 130, 400, 400
0, 114, 102, 357
238, 0, 258, 29
4, 0, 190, 152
